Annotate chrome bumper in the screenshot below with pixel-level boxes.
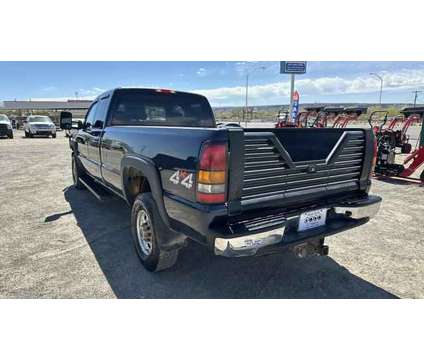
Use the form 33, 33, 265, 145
214, 226, 285, 257
334, 200, 381, 220
214, 195, 382, 257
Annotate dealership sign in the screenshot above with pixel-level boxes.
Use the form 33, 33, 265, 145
280, 61, 307, 74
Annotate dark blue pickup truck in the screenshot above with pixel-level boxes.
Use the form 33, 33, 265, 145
60, 88, 381, 272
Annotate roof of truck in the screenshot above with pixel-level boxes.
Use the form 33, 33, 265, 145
94, 87, 206, 102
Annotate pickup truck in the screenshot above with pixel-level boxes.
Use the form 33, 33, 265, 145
60, 88, 382, 272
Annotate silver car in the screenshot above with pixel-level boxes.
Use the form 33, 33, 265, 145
0, 114, 14, 139
24, 115, 57, 138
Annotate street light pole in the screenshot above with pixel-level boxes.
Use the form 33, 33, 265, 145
244, 72, 249, 126
243, 63, 267, 127
412, 90, 423, 108
288, 74, 295, 122
370, 73, 383, 105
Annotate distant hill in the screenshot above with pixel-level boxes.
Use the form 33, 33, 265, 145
213, 103, 416, 122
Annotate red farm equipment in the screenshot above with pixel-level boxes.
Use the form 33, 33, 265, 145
371, 107, 424, 183
332, 107, 367, 128
275, 106, 326, 128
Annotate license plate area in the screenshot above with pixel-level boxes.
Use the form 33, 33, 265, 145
298, 208, 327, 232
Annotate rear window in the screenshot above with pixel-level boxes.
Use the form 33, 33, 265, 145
109, 90, 215, 128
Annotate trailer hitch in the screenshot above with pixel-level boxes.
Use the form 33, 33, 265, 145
292, 238, 329, 258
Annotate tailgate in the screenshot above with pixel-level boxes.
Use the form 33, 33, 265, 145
227, 127, 374, 214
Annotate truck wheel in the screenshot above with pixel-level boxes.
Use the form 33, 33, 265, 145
29, 132, 34, 138
52, 133, 57, 138
8, 132, 13, 139
131, 193, 179, 272
72, 155, 85, 189
24, 131, 29, 138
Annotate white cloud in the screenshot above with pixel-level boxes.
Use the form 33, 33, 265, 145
196, 68, 207, 77
192, 69, 424, 106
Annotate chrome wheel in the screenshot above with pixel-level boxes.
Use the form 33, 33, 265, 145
136, 209, 153, 256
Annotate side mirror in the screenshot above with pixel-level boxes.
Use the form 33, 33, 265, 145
60, 111, 73, 130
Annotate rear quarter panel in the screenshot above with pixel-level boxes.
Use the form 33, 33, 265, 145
100, 126, 228, 202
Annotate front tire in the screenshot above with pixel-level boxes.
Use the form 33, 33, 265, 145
131, 193, 179, 272
52, 133, 56, 138
24, 131, 29, 138
8, 131, 13, 139
72, 155, 85, 189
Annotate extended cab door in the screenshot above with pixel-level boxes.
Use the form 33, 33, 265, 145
75, 101, 98, 174
85, 94, 110, 180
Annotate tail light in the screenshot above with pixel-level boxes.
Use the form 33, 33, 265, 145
196, 142, 227, 204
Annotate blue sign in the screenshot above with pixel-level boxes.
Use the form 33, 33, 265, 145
280, 61, 307, 74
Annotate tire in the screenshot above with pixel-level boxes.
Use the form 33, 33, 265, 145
29, 132, 34, 138
131, 193, 179, 272
72, 155, 85, 189
52, 133, 56, 138
8, 132, 13, 139
24, 131, 29, 138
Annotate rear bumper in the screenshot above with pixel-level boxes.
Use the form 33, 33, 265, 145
214, 195, 382, 257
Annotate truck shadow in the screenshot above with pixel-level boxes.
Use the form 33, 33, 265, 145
63, 186, 398, 299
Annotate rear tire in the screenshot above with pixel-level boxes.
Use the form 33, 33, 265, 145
131, 193, 179, 272
72, 155, 85, 189
24, 131, 29, 138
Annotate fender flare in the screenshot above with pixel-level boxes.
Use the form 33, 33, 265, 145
120, 154, 171, 228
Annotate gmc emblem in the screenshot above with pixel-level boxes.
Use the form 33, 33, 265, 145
307, 165, 317, 173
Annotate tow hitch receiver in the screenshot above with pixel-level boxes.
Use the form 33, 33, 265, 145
292, 239, 329, 258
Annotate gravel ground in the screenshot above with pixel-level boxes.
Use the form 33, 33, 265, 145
0, 130, 423, 298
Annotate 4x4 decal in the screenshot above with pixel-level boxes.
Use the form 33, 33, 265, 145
169, 170, 194, 189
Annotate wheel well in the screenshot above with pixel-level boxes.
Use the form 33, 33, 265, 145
124, 167, 151, 204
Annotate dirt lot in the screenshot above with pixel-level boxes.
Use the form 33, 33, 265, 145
0, 130, 423, 298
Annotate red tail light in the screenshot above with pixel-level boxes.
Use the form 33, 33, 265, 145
196, 142, 227, 204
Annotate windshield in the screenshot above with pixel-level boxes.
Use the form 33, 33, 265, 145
0, 114, 10, 123
109, 90, 215, 128
28, 116, 52, 123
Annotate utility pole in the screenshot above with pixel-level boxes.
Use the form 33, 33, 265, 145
370, 73, 383, 105
412, 90, 423, 108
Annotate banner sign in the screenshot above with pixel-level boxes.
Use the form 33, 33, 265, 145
291, 91, 300, 122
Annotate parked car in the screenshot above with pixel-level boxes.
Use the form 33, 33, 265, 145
24, 115, 57, 138
0, 114, 14, 139
216, 122, 242, 128
60, 88, 381, 272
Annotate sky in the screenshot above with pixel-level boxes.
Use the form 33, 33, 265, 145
1, 61, 424, 107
